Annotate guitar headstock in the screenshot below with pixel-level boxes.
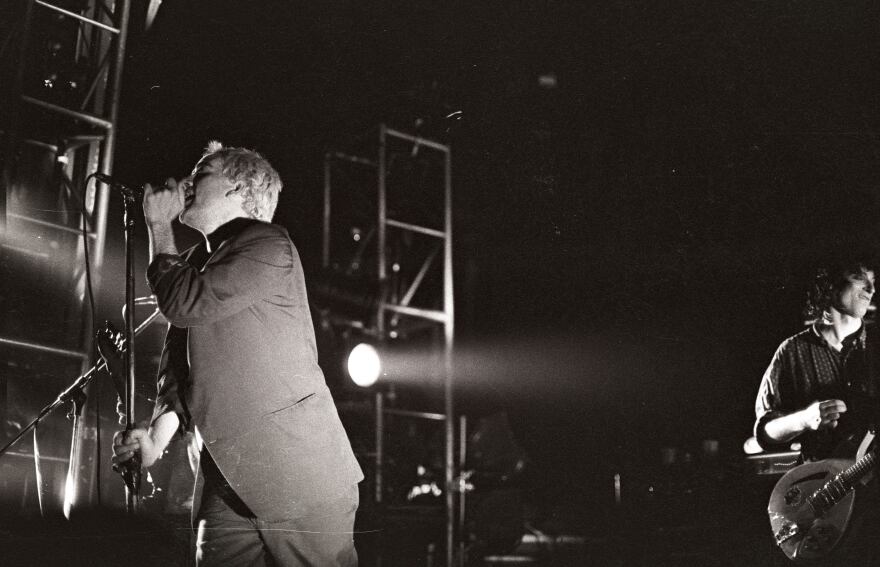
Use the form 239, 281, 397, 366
95, 321, 127, 420
96, 321, 125, 357
96, 323, 144, 489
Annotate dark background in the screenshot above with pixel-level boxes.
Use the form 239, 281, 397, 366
86, 0, 880, 558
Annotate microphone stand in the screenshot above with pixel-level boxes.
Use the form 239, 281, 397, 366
120, 187, 141, 513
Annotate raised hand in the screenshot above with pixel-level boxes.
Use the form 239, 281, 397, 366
802, 399, 847, 431
143, 177, 185, 227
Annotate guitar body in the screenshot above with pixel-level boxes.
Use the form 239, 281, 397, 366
768, 459, 856, 562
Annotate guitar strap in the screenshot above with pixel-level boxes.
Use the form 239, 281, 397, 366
857, 430, 875, 461
855, 329, 880, 471
863, 327, 880, 433
840, 327, 880, 434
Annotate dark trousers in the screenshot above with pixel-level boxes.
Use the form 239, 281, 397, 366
194, 456, 358, 567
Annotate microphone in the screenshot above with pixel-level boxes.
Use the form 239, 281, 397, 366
93, 173, 143, 199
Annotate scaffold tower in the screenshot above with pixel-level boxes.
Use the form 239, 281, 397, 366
1, 0, 132, 513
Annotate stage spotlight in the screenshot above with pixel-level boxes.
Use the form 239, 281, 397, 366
344, 336, 442, 388
348, 343, 382, 387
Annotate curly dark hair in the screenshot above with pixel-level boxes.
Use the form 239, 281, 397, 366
803, 260, 875, 323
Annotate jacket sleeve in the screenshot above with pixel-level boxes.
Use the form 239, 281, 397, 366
147, 223, 294, 327
149, 327, 191, 432
150, 370, 189, 431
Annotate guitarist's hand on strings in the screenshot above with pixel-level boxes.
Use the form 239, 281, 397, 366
801, 399, 847, 431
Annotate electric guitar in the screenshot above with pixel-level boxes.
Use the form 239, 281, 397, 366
767, 431, 876, 563
95, 322, 142, 494
95, 322, 128, 422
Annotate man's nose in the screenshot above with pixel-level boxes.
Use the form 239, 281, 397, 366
866, 282, 875, 294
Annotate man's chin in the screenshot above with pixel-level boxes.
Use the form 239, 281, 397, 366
178, 211, 209, 235
851, 307, 870, 320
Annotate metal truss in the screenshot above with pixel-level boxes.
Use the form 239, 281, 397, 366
323, 124, 459, 565
1, 0, 132, 512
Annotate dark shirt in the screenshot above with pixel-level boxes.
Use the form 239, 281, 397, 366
754, 323, 880, 460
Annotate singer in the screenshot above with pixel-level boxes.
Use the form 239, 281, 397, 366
111, 141, 363, 566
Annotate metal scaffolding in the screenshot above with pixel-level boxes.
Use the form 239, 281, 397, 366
323, 124, 458, 565
1, 0, 132, 512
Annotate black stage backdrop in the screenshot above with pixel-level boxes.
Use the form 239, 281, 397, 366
77, 0, 880, 560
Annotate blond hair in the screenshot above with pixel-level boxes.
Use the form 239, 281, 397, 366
195, 141, 282, 221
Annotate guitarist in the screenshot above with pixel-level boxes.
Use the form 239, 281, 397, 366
754, 258, 880, 564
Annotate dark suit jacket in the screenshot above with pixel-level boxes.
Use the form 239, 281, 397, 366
147, 218, 363, 521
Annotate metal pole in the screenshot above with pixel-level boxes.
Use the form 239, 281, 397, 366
458, 414, 467, 566
376, 125, 388, 510
323, 153, 332, 269
375, 391, 384, 504
377, 125, 388, 335
123, 200, 135, 424
35, 0, 122, 33
92, 0, 131, 273
443, 147, 455, 567
20, 96, 114, 129
122, 193, 140, 512
0, 337, 88, 359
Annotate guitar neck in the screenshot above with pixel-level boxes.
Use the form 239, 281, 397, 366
808, 450, 876, 515
840, 451, 877, 487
